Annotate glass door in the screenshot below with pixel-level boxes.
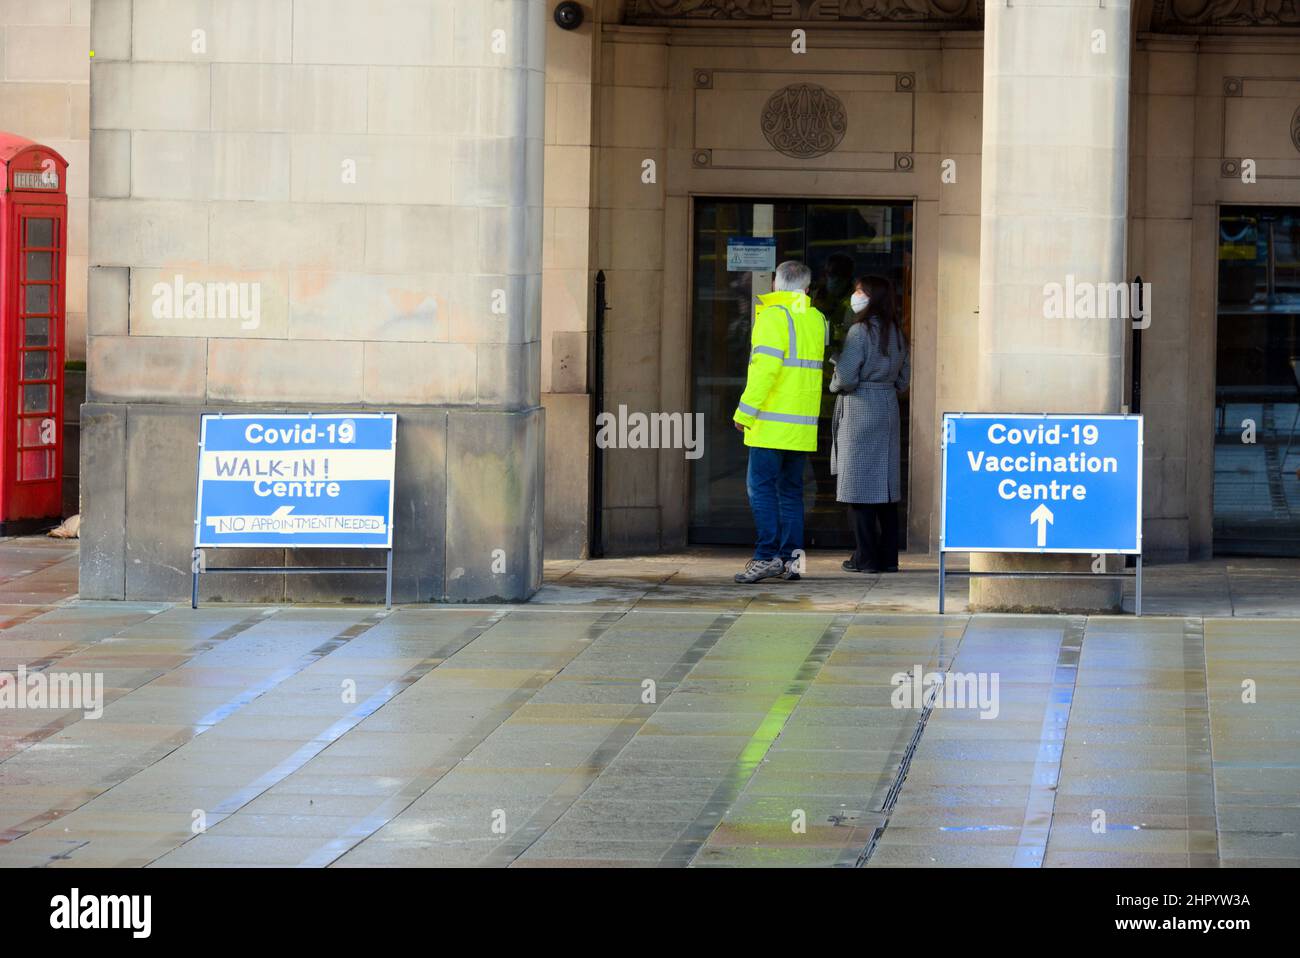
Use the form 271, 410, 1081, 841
1214, 206, 1300, 554
689, 198, 913, 549
16, 211, 60, 485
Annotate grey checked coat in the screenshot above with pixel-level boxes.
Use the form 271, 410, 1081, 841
829, 318, 911, 504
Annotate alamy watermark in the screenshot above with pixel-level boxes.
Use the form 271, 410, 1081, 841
151, 274, 261, 330
0, 666, 104, 719
1043, 275, 1151, 329
890, 665, 1000, 720
50, 889, 150, 938
595, 404, 705, 460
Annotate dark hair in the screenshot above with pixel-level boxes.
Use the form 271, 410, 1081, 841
826, 253, 854, 281
854, 275, 901, 356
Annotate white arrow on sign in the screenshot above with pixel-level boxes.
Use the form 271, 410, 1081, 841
1030, 504, 1054, 547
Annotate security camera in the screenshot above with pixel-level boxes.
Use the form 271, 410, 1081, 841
554, 2, 584, 30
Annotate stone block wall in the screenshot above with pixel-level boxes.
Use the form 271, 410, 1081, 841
0, 1, 90, 359
82, 0, 547, 602
541, 0, 600, 558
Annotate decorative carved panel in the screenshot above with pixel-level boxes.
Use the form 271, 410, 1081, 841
626, 0, 983, 27
1218, 76, 1300, 180
1152, 0, 1300, 30
691, 69, 915, 173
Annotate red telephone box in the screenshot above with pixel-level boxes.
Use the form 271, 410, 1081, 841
0, 133, 68, 533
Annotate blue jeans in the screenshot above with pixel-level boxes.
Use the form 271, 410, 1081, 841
747, 447, 806, 562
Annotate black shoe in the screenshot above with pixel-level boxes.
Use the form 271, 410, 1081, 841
842, 559, 881, 574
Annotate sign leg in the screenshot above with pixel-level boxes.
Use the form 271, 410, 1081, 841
938, 552, 946, 615
1135, 555, 1143, 617
191, 549, 200, 610
385, 549, 394, 611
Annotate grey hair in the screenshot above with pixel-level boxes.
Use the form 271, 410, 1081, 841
773, 260, 812, 292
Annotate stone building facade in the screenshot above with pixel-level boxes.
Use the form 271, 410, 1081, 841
41, 0, 1300, 603
542, 0, 1300, 595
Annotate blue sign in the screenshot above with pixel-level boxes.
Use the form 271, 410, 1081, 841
941, 413, 1142, 554
195, 414, 397, 549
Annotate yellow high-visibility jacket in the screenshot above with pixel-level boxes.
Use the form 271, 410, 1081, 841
733, 290, 826, 451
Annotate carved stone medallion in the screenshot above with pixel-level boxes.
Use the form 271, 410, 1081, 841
760, 83, 848, 158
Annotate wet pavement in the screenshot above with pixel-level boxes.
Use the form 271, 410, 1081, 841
1, 540, 1297, 867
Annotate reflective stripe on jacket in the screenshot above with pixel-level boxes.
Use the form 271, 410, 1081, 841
733, 290, 827, 452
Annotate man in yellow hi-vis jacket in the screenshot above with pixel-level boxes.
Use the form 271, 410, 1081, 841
733, 261, 826, 583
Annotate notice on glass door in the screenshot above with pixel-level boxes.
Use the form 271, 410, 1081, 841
726, 237, 776, 272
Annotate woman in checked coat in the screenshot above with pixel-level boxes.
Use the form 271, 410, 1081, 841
830, 276, 910, 573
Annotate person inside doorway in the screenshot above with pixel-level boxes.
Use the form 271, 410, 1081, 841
733, 260, 827, 584
830, 275, 910, 573
811, 253, 857, 500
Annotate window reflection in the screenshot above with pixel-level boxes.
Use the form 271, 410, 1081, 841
24, 251, 52, 281
25, 218, 54, 248
1214, 207, 1300, 555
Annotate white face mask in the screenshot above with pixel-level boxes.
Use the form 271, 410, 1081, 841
851, 291, 870, 313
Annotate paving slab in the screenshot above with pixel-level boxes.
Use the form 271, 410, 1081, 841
1, 541, 1299, 866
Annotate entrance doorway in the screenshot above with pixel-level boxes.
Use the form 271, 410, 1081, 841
1214, 205, 1300, 555
689, 198, 913, 549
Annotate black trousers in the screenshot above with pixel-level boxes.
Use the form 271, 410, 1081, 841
847, 502, 899, 571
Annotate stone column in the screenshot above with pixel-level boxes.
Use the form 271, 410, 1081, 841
541, 0, 599, 560
597, 29, 669, 553
971, 0, 1132, 612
